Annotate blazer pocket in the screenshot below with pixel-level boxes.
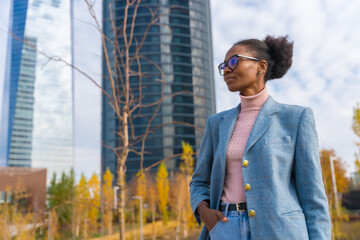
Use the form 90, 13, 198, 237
280, 209, 304, 216
264, 136, 292, 145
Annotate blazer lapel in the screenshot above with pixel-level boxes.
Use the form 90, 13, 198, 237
243, 95, 279, 154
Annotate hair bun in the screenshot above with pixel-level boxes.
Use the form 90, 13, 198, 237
264, 35, 294, 80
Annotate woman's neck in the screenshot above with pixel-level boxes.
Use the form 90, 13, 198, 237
240, 86, 269, 110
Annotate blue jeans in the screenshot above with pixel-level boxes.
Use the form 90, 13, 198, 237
209, 202, 251, 240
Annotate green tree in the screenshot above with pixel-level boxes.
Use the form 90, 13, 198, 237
47, 169, 75, 228
156, 162, 169, 225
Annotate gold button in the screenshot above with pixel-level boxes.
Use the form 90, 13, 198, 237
244, 184, 251, 191
242, 160, 249, 167
248, 209, 256, 217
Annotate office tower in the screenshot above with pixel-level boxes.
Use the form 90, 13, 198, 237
101, 0, 216, 180
0, 0, 74, 182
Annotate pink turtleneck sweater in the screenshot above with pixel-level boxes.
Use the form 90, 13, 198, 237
221, 86, 269, 203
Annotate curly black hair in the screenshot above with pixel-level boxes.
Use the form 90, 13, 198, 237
234, 35, 294, 81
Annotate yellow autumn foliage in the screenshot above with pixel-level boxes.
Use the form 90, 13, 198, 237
103, 168, 114, 235
156, 162, 169, 225
74, 174, 90, 238
136, 170, 147, 224
88, 173, 100, 233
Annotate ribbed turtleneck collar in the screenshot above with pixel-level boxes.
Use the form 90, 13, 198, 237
240, 86, 269, 110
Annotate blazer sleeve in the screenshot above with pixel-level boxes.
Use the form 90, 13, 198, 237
190, 116, 214, 225
294, 107, 331, 239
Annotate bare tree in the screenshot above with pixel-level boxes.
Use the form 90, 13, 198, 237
85, 0, 200, 239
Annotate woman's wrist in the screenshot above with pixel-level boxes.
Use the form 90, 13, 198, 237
198, 200, 209, 214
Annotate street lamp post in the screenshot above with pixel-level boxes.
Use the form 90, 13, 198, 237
48, 211, 51, 240
113, 186, 119, 210
131, 196, 143, 240
329, 156, 339, 216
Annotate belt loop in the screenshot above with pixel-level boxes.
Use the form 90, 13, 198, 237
224, 202, 230, 217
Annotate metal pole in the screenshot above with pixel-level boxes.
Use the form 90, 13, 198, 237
329, 155, 339, 216
114, 186, 119, 210
139, 197, 143, 240
132, 196, 143, 240
48, 212, 51, 240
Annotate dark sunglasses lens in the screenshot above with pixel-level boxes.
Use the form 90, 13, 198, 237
228, 56, 238, 69
219, 62, 226, 70
218, 63, 225, 75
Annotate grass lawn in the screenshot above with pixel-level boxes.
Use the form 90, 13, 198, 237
93, 220, 202, 240
93, 220, 360, 239
338, 220, 360, 240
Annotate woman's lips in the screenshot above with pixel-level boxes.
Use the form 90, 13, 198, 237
224, 77, 235, 83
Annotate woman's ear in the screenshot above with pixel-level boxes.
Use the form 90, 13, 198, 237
258, 60, 267, 75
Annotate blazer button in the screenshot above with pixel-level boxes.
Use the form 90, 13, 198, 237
242, 160, 249, 167
248, 209, 256, 217
244, 184, 251, 191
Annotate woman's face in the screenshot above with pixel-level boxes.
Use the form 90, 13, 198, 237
223, 45, 265, 96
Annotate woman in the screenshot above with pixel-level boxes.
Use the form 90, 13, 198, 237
190, 36, 331, 240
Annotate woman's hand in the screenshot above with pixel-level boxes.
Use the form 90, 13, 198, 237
198, 201, 228, 232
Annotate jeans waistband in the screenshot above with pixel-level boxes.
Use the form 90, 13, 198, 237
220, 202, 248, 217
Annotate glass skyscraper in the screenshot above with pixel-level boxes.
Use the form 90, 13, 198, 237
0, 0, 74, 182
101, 0, 216, 180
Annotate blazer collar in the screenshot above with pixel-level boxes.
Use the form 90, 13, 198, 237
219, 95, 279, 158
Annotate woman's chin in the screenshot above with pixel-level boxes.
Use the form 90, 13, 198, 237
227, 85, 239, 92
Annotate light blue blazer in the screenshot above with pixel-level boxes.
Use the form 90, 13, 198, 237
190, 96, 331, 240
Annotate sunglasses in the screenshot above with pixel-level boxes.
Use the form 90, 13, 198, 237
218, 54, 260, 76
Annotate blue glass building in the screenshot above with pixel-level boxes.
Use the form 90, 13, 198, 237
0, 0, 74, 182
101, 0, 216, 180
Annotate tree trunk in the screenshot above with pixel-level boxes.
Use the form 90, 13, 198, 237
75, 217, 80, 238
176, 198, 181, 240
118, 164, 126, 240
108, 213, 113, 235
152, 206, 156, 240
84, 219, 88, 239
182, 207, 187, 238
100, 188, 104, 237
132, 207, 137, 240
118, 107, 129, 240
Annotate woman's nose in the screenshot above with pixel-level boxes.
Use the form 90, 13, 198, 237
223, 64, 232, 74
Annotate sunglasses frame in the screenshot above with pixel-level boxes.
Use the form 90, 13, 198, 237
218, 54, 260, 76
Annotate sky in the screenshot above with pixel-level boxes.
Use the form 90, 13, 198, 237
1, 0, 360, 179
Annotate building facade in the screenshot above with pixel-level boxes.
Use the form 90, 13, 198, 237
0, 0, 74, 182
0, 167, 47, 215
101, 0, 216, 180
